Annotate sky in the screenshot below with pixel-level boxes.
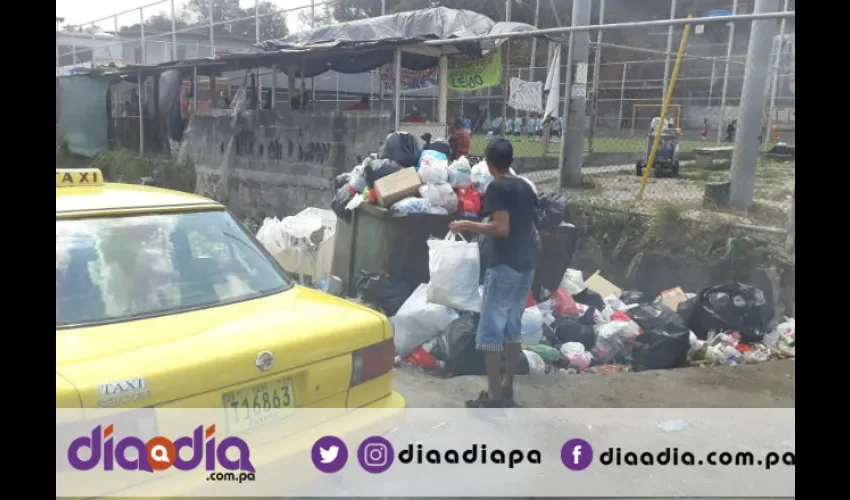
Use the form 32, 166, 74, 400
55, 0, 320, 32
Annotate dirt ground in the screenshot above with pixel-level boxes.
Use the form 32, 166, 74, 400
394, 359, 795, 408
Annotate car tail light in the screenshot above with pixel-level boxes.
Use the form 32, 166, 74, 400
350, 339, 395, 387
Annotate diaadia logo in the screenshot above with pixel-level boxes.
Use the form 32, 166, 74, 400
67, 424, 255, 473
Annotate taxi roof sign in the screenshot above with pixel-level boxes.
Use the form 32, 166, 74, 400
56, 168, 104, 187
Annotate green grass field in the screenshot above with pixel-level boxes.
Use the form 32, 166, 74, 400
469, 135, 707, 158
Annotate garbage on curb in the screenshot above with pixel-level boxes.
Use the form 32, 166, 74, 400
323, 130, 794, 379
382, 266, 795, 378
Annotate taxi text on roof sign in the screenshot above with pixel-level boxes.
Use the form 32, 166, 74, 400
56, 168, 104, 187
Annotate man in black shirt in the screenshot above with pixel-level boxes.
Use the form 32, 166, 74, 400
448, 139, 540, 407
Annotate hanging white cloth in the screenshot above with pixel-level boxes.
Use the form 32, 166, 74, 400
543, 47, 561, 123
508, 77, 543, 114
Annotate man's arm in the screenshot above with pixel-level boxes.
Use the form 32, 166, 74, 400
458, 211, 510, 237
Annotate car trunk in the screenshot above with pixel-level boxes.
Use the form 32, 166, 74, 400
56, 286, 391, 411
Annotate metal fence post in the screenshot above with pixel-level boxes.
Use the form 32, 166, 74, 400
764, 0, 790, 149
393, 48, 402, 131
170, 0, 178, 60
138, 72, 145, 156
559, 38, 575, 188
140, 8, 146, 64
209, 0, 215, 57
255, 0, 261, 44
588, 0, 605, 153
617, 62, 627, 130
114, 16, 120, 62
663, 0, 677, 102
729, 0, 779, 208
91, 24, 97, 69
707, 57, 716, 106
717, 0, 740, 143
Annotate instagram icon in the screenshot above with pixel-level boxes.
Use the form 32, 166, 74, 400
357, 436, 394, 474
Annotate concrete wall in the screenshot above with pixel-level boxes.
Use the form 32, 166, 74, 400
180, 108, 391, 222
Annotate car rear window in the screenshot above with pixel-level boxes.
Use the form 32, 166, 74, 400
56, 210, 290, 328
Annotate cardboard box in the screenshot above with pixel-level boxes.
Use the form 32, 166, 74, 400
374, 167, 422, 208
585, 271, 622, 298
659, 286, 688, 312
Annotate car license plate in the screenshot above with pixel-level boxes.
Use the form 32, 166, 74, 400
222, 378, 295, 434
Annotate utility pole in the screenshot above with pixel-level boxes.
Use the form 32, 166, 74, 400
501, 0, 512, 136
209, 0, 215, 57
728, 0, 779, 208
716, 0, 739, 143
662, 0, 677, 102
764, 0, 790, 149
528, 0, 541, 89
588, 0, 605, 153
170, 0, 178, 60
560, 0, 591, 188
381, 0, 387, 16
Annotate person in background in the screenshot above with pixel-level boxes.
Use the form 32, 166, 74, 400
449, 117, 471, 159
526, 115, 537, 140
463, 116, 473, 132
492, 116, 503, 135
504, 117, 513, 136
701, 118, 709, 141
513, 116, 523, 137
448, 139, 540, 408
349, 96, 371, 110
403, 105, 427, 123
724, 119, 736, 142
552, 117, 563, 138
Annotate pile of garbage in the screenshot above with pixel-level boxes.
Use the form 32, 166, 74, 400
358, 266, 795, 377
330, 131, 556, 221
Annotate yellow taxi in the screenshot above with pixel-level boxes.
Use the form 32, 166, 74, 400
56, 168, 405, 496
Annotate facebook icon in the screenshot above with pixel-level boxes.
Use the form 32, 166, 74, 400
561, 439, 594, 471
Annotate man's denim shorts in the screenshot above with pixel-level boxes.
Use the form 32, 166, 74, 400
476, 264, 535, 352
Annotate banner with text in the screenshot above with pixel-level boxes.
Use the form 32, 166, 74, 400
380, 67, 437, 94
447, 49, 502, 92
56, 407, 794, 497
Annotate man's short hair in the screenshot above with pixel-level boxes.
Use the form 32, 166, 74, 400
485, 138, 513, 171
453, 117, 464, 128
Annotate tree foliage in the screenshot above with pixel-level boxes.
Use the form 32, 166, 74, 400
185, 0, 288, 40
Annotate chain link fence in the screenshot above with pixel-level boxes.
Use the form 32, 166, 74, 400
58, 0, 794, 229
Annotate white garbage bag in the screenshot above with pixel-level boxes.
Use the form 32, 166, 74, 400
520, 306, 544, 345
419, 183, 458, 213
427, 232, 481, 312
471, 161, 493, 193
418, 151, 449, 184
391, 284, 459, 357
523, 349, 547, 376
449, 157, 472, 188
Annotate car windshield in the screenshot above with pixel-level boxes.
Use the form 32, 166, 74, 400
56, 210, 290, 328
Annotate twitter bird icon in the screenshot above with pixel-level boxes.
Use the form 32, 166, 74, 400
320, 445, 339, 464
312, 436, 348, 473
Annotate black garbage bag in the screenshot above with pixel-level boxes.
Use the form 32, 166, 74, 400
333, 173, 351, 192
627, 304, 689, 335
554, 309, 597, 350
687, 282, 773, 343
676, 295, 699, 325
331, 186, 356, 222
535, 191, 573, 230
355, 271, 413, 317
573, 288, 605, 311
431, 312, 478, 363
364, 158, 403, 188
423, 140, 452, 160
379, 132, 421, 168
621, 290, 646, 305
631, 328, 690, 371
